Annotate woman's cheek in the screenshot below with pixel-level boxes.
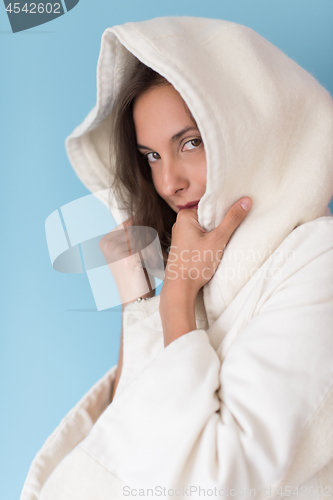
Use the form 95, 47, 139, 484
193, 157, 207, 189
151, 171, 164, 200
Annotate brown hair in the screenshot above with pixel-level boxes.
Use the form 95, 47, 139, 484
109, 58, 196, 267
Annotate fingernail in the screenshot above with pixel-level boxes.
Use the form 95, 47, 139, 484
240, 199, 252, 212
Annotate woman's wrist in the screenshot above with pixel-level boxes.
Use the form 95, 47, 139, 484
121, 289, 155, 312
121, 267, 155, 312
161, 278, 199, 306
160, 283, 198, 347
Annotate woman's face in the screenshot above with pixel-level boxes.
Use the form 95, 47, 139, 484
133, 84, 207, 214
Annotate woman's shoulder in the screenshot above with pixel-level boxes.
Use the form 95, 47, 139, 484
243, 214, 333, 311
293, 213, 333, 233
282, 214, 333, 257
253, 215, 333, 308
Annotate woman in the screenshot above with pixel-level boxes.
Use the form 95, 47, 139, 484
99, 63, 253, 396
21, 17, 333, 500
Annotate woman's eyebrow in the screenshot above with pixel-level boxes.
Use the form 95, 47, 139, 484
137, 126, 199, 150
170, 126, 199, 143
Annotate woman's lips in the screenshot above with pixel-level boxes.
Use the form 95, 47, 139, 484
177, 200, 200, 210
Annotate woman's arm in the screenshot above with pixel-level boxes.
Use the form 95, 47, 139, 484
159, 284, 197, 347
111, 269, 155, 402
99, 218, 158, 401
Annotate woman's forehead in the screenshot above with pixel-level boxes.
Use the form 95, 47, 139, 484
133, 85, 199, 144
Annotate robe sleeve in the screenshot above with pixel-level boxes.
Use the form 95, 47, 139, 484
79, 246, 333, 496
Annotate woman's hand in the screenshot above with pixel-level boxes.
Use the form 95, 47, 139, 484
160, 197, 253, 346
99, 217, 154, 308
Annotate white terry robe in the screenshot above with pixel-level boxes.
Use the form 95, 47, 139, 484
20, 16, 333, 500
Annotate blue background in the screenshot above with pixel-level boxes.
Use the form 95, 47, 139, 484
1, 1, 332, 497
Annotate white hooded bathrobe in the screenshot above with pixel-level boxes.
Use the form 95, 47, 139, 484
21, 17, 333, 500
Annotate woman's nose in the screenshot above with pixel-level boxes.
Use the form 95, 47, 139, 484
160, 159, 189, 196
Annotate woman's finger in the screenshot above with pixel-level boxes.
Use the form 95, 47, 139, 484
217, 197, 252, 242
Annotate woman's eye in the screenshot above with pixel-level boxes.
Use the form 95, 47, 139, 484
183, 138, 203, 151
145, 152, 161, 163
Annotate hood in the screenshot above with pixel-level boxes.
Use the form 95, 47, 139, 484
65, 16, 333, 316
